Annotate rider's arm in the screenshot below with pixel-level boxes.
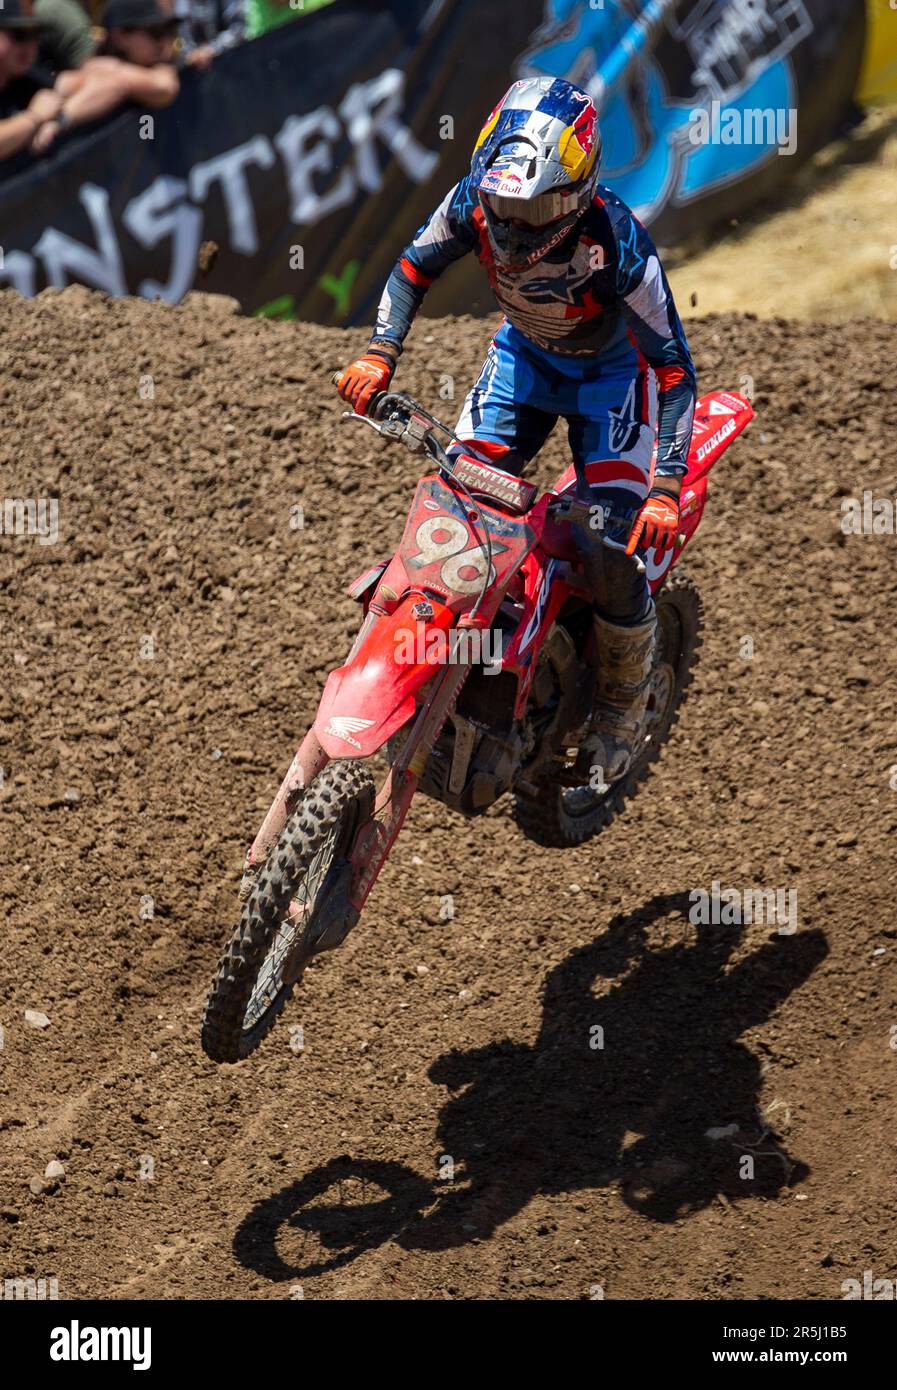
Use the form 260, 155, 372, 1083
0, 80, 62, 159
615, 213, 696, 480
369, 177, 479, 359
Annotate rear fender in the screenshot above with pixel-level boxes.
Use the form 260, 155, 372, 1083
544, 390, 752, 590
313, 595, 454, 758
648, 389, 753, 589
684, 390, 754, 485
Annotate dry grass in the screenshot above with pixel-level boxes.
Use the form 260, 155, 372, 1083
667, 108, 897, 323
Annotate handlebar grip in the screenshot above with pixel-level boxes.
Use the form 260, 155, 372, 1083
331, 368, 388, 421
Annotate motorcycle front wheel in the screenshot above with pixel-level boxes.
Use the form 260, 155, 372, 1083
201, 759, 374, 1062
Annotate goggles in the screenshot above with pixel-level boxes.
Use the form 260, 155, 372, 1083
482, 185, 582, 227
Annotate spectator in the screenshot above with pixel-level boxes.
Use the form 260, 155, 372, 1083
169, 0, 246, 71
93, 0, 180, 66
0, 0, 62, 162
35, 0, 96, 74
30, 0, 179, 154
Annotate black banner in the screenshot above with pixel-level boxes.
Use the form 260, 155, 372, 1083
0, 0, 544, 322
0, 0, 868, 323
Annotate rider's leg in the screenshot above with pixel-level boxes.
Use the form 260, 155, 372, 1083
566, 375, 658, 783
452, 334, 657, 784
450, 327, 556, 471
573, 517, 656, 785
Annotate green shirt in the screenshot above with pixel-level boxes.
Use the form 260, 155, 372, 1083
35, 0, 95, 70
246, 0, 336, 41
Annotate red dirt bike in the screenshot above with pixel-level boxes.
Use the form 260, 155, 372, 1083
201, 381, 752, 1062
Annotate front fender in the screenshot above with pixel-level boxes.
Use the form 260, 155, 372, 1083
313, 595, 454, 758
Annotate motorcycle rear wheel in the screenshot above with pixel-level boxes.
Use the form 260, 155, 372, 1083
512, 572, 703, 848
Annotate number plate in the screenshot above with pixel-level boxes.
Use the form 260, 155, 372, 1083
451, 456, 537, 515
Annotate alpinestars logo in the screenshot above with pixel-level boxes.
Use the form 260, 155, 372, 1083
325, 716, 375, 749
519, 559, 558, 653
608, 378, 641, 453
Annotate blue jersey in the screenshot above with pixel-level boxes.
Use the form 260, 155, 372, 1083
371, 177, 697, 475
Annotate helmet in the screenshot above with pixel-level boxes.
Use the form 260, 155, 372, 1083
471, 76, 601, 271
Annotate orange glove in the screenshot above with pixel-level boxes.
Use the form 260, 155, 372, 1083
626, 487, 680, 556
336, 350, 395, 415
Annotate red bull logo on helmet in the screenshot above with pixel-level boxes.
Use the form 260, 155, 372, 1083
474, 96, 505, 153
573, 103, 597, 156
480, 168, 523, 195
558, 97, 599, 180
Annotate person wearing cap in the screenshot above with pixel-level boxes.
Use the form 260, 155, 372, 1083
0, 0, 63, 161
29, 0, 179, 154
94, 0, 181, 66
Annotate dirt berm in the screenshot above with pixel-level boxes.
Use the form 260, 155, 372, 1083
1, 287, 895, 1300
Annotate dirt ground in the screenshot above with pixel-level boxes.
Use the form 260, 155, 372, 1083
1, 288, 896, 1300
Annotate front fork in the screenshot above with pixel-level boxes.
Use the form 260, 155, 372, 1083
239, 616, 482, 912
239, 729, 330, 902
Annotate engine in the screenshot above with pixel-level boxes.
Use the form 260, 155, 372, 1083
412, 620, 589, 814
410, 668, 521, 813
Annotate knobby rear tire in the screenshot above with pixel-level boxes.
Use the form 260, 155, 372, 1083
512, 572, 703, 848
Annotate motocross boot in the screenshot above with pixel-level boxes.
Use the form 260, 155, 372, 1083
577, 608, 657, 785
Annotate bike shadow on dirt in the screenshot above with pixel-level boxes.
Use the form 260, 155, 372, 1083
407, 893, 828, 1250
233, 893, 828, 1276
232, 1155, 435, 1281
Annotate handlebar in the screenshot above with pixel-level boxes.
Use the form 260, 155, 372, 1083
330, 371, 686, 551
331, 371, 393, 424
332, 371, 453, 464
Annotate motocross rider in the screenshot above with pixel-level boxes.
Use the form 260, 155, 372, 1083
337, 76, 696, 784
